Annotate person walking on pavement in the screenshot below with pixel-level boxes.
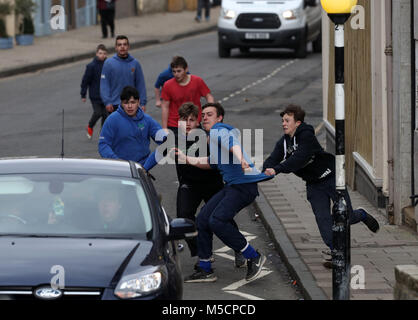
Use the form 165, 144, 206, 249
174, 102, 272, 283
98, 86, 162, 166
97, 0, 116, 39
195, 0, 211, 22
100, 35, 147, 115
81, 44, 108, 139
154, 64, 173, 109
161, 56, 214, 134
262, 104, 380, 267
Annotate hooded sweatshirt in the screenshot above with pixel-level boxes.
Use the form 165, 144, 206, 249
262, 122, 335, 184
98, 106, 162, 164
100, 54, 147, 107
209, 123, 272, 185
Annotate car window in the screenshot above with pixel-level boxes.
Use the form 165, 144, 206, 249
0, 174, 152, 239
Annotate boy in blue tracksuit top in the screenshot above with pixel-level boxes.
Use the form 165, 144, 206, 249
100, 35, 147, 114
99, 86, 163, 165
154, 64, 173, 108
175, 102, 272, 283
80, 44, 108, 139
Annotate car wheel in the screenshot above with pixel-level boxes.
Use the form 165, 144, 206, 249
239, 47, 250, 54
218, 38, 231, 58
313, 31, 322, 53
294, 30, 307, 59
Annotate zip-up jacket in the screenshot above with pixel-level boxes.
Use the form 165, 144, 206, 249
80, 57, 104, 104
262, 122, 335, 184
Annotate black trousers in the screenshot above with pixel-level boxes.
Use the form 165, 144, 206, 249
88, 102, 108, 128
99, 9, 115, 38
177, 182, 226, 257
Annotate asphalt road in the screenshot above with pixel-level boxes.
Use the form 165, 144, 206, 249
0, 31, 323, 300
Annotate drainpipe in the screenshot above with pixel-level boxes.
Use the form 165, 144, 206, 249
411, 0, 416, 206
385, 0, 394, 224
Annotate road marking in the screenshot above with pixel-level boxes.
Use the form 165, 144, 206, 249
219, 59, 297, 103
226, 291, 264, 300
222, 269, 272, 291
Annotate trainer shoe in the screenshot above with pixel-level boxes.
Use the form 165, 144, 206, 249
234, 251, 246, 268
358, 207, 380, 233
245, 251, 266, 281
86, 126, 93, 139
322, 249, 332, 269
184, 267, 217, 283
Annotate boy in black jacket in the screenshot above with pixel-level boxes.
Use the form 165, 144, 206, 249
80, 44, 108, 139
263, 104, 379, 267
176, 103, 246, 268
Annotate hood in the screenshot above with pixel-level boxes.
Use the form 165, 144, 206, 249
113, 53, 135, 63
93, 57, 105, 65
223, 0, 302, 12
0, 237, 153, 288
293, 122, 314, 138
116, 105, 145, 121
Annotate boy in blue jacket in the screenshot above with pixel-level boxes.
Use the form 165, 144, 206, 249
100, 35, 147, 113
80, 44, 108, 139
175, 102, 272, 283
99, 86, 163, 165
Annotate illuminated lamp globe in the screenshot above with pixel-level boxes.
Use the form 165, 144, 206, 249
320, 0, 358, 14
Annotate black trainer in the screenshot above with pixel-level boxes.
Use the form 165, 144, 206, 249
245, 251, 266, 281
358, 207, 380, 233
235, 251, 246, 268
184, 267, 217, 283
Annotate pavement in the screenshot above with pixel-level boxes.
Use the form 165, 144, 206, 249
2, 6, 418, 301
0, 7, 220, 78
254, 152, 418, 300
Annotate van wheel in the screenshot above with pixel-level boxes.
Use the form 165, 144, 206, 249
239, 47, 250, 54
218, 38, 231, 58
294, 31, 307, 59
313, 31, 322, 53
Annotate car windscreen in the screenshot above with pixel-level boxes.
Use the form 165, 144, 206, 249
0, 174, 153, 239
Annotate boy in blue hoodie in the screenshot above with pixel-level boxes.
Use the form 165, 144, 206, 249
80, 44, 108, 139
175, 102, 272, 283
99, 86, 163, 165
100, 35, 147, 113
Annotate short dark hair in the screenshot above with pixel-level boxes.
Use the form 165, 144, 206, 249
280, 104, 305, 122
171, 56, 188, 69
96, 44, 107, 52
178, 102, 199, 119
115, 35, 129, 45
120, 86, 139, 102
202, 102, 225, 120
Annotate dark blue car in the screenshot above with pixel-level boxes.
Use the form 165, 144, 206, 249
0, 158, 196, 300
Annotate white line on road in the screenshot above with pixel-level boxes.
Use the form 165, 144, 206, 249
225, 291, 264, 300
219, 60, 297, 103
222, 269, 272, 291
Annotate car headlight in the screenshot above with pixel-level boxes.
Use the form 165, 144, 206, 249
114, 271, 162, 299
222, 9, 236, 19
282, 10, 297, 20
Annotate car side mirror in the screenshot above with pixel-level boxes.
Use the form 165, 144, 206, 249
167, 218, 197, 241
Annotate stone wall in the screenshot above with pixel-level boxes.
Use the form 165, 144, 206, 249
394, 265, 418, 300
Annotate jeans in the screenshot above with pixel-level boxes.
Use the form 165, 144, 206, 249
177, 182, 224, 256
306, 176, 364, 249
88, 102, 108, 128
196, 0, 210, 20
196, 183, 259, 259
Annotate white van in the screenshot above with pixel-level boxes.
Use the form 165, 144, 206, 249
217, 0, 322, 58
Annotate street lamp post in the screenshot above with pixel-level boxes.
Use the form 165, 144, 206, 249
320, 0, 357, 300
